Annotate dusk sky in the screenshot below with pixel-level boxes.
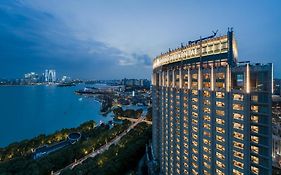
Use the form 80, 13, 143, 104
0, 0, 280, 80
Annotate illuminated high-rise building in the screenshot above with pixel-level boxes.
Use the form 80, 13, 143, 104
152, 30, 272, 175
45, 69, 56, 83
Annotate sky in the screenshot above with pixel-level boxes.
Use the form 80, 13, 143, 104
0, 0, 280, 80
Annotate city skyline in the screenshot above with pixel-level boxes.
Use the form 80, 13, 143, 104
0, 1, 280, 80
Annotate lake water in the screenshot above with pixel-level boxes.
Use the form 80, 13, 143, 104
0, 84, 112, 147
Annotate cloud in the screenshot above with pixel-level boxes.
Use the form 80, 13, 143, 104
0, 1, 152, 79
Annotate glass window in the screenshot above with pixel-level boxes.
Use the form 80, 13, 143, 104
216, 118, 225, 125
233, 160, 244, 169
233, 104, 244, 111
203, 123, 211, 130
216, 160, 225, 169
251, 146, 259, 154
192, 98, 198, 102
251, 126, 259, 133
216, 92, 225, 98
216, 152, 225, 160
203, 115, 211, 122
233, 132, 244, 140
216, 110, 225, 116
233, 150, 244, 159
251, 166, 259, 175
204, 91, 211, 97
204, 99, 211, 105
251, 155, 259, 164
251, 95, 258, 102
192, 90, 198, 95
251, 115, 259, 123
233, 94, 244, 101
216, 101, 225, 107
204, 107, 211, 114
251, 105, 259, 113
216, 127, 225, 134
233, 141, 244, 149
233, 122, 244, 130
251, 136, 259, 144
233, 169, 244, 175
216, 144, 225, 151
233, 113, 244, 120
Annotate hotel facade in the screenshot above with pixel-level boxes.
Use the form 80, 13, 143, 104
152, 30, 272, 175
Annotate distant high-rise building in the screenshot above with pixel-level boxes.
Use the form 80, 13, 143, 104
274, 79, 281, 95
24, 72, 39, 83
152, 30, 272, 175
45, 69, 56, 83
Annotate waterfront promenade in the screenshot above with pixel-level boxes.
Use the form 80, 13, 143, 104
52, 111, 147, 175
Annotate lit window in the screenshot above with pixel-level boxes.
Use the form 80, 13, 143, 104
204, 107, 211, 114
216, 118, 225, 125
203, 154, 211, 161
204, 131, 211, 137
192, 155, 198, 161
233, 113, 244, 120
233, 141, 244, 149
216, 152, 225, 160
233, 169, 244, 175
233, 94, 244, 101
233, 122, 244, 130
192, 148, 198, 154
233, 104, 244, 111
216, 160, 225, 169
233, 150, 244, 159
203, 115, 211, 122
203, 146, 211, 154
233, 132, 244, 140
192, 98, 198, 102
192, 73, 198, 79
204, 99, 211, 105
251, 146, 259, 154
216, 169, 225, 175
233, 160, 244, 169
192, 112, 198, 118
251, 105, 259, 113
192, 126, 198, 132
216, 144, 225, 151
216, 92, 225, 98
216, 101, 225, 107
251, 115, 258, 123
192, 140, 198, 147
251, 166, 259, 175
251, 126, 259, 133
192, 134, 198, 140
203, 91, 211, 97
192, 104, 198, 110
216, 110, 225, 116
251, 95, 258, 102
204, 139, 211, 146
251, 136, 259, 144
216, 135, 225, 142
192, 90, 198, 95
216, 72, 225, 79
192, 119, 198, 125
203, 162, 211, 170
203, 123, 211, 130
251, 155, 259, 164
216, 127, 225, 134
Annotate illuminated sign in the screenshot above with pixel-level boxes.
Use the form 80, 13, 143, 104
153, 35, 229, 69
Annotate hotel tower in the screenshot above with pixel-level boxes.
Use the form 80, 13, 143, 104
152, 30, 272, 175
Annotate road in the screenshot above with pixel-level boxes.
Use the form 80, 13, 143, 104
52, 111, 147, 175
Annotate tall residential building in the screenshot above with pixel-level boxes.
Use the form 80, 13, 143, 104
152, 30, 272, 175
